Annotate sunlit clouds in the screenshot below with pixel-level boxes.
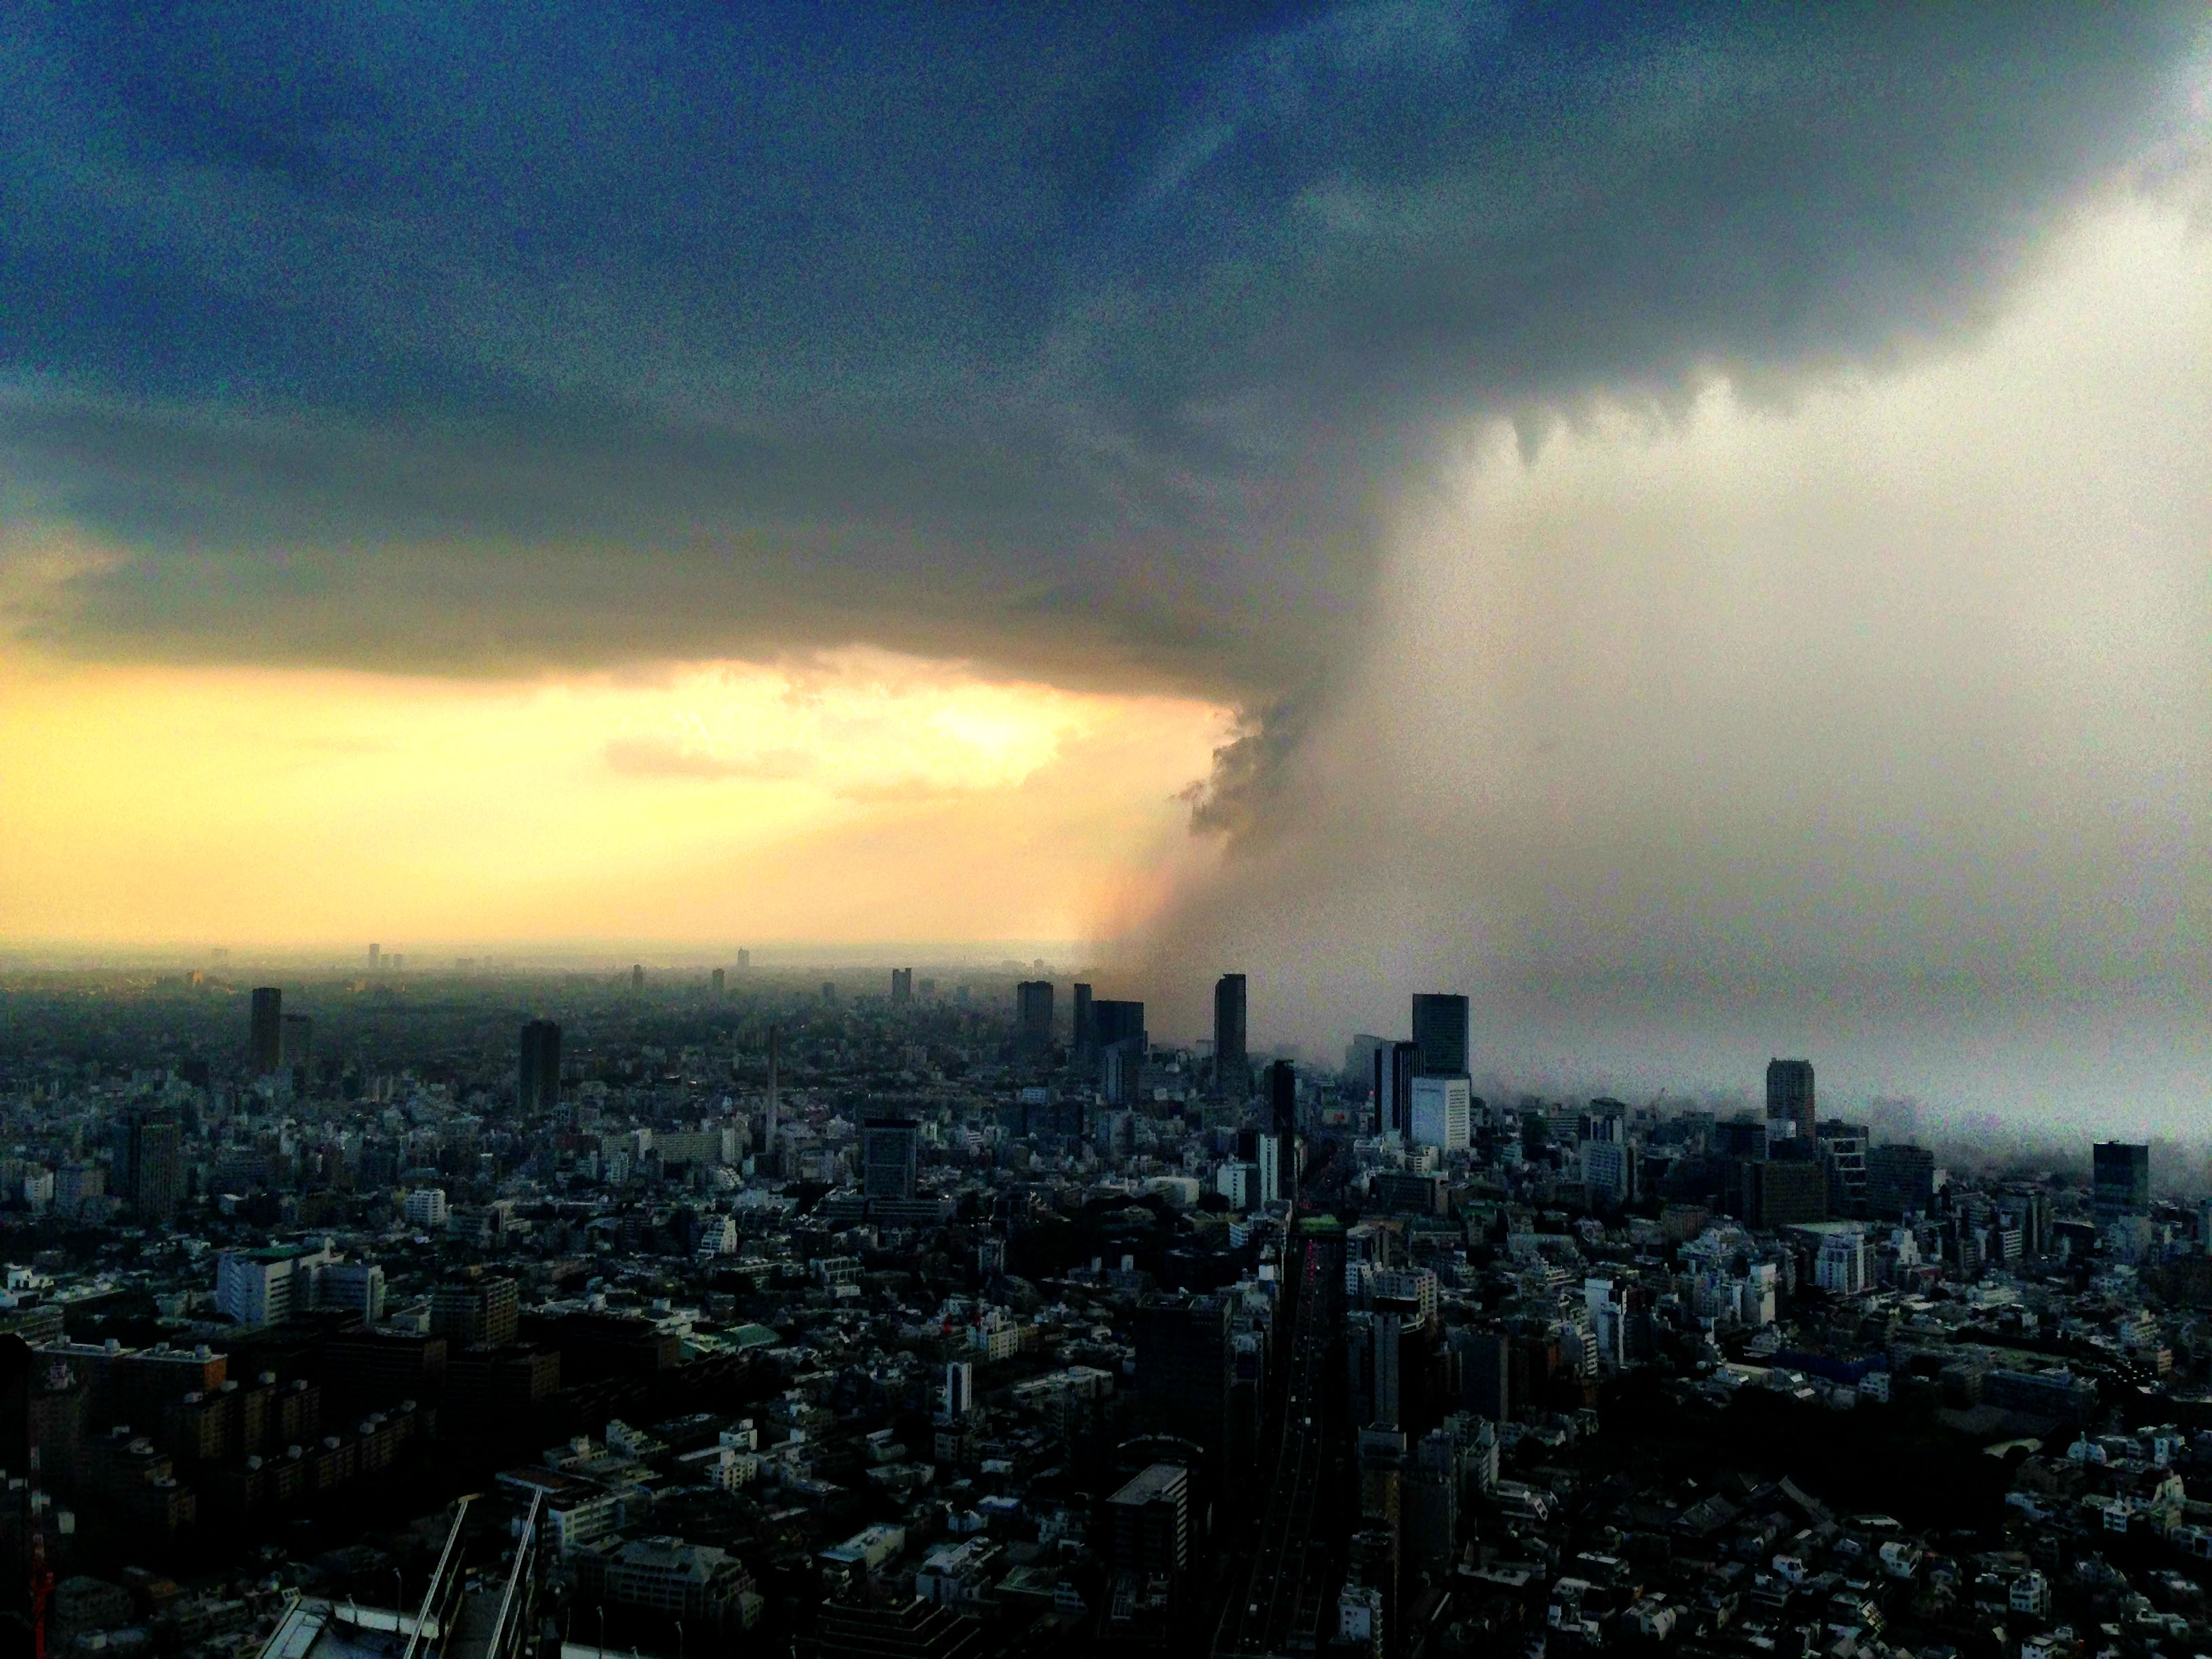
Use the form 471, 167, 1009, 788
0, 650, 1231, 949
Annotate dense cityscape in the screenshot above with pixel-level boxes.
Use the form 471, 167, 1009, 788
0, 960, 2201, 1659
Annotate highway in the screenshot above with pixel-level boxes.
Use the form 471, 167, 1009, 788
1216, 1150, 1346, 1657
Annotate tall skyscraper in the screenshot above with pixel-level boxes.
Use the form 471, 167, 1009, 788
1765, 1059, 1816, 1147
1373, 1041, 1420, 1137
1257, 1132, 1285, 1205
737, 947, 751, 969
2093, 1141, 2151, 1218
1016, 981, 1054, 1059
249, 987, 283, 1073
764, 1023, 781, 1151
1409, 1076, 1473, 1151
1267, 1059, 1297, 1141
518, 1019, 562, 1113
1213, 974, 1248, 1101
1347, 1034, 1389, 1093
1410, 994, 1470, 1077
1072, 983, 1095, 1061
1453, 1326, 1511, 1422
281, 1013, 312, 1069
862, 1117, 919, 1202
943, 1361, 973, 1421
711, 967, 725, 995
891, 967, 914, 1003
367, 943, 380, 968
112, 1106, 182, 1225
1866, 1143, 1936, 1218
1136, 1296, 1233, 1462
630, 963, 644, 991
1095, 999, 1145, 1106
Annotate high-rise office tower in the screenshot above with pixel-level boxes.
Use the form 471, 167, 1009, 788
1373, 1041, 1420, 1137
1817, 1119, 1870, 1215
1257, 1132, 1285, 1204
518, 1019, 562, 1113
2093, 1141, 2151, 1217
1072, 983, 1095, 1062
430, 1277, 520, 1347
711, 967, 725, 996
1016, 981, 1054, 1059
112, 1106, 182, 1225
1866, 1144, 1936, 1218
1765, 1059, 1816, 1147
943, 1361, 972, 1421
630, 963, 644, 991
764, 1023, 781, 1150
1410, 994, 1470, 1077
1094, 1000, 1145, 1053
821, 981, 838, 1005
1408, 1076, 1473, 1151
1267, 1059, 1297, 1141
281, 1013, 312, 1069
891, 967, 914, 1003
1095, 999, 1146, 1106
1135, 1296, 1233, 1461
1213, 974, 1248, 1101
737, 947, 751, 969
862, 1117, 920, 1202
1347, 1034, 1389, 1094
1107, 1465, 1192, 1578
367, 943, 380, 968
249, 987, 283, 1073
1453, 1326, 1511, 1421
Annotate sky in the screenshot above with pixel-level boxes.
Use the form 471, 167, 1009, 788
2, 5, 2209, 1124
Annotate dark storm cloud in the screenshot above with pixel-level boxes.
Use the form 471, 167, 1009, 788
0, 3, 2196, 699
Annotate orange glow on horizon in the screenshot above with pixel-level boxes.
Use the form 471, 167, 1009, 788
0, 648, 1233, 949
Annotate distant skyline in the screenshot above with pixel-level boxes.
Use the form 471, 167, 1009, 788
3, 8, 2208, 1131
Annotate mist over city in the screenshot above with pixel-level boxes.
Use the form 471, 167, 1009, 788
1, 7, 2210, 1659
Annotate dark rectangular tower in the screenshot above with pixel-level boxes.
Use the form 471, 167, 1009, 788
1374, 1041, 1420, 1137
519, 1019, 562, 1113
112, 1105, 182, 1225
1866, 1143, 1935, 1218
1213, 974, 1248, 1101
1267, 1059, 1297, 1142
1095, 999, 1146, 1106
1765, 1058, 1816, 1147
1073, 983, 1095, 1061
249, 987, 283, 1074
1410, 993, 1470, 1078
1015, 981, 1054, 1059
2093, 1141, 2150, 1217
862, 1117, 919, 1202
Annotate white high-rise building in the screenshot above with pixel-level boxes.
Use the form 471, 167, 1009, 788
1258, 1132, 1285, 1205
1216, 1162, 1258, 1209
1815, 1227, 1870, 1297
1408, 1076, 1472, 1152
402, 1187, 449, 1229
216, 1245, 331, 1326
